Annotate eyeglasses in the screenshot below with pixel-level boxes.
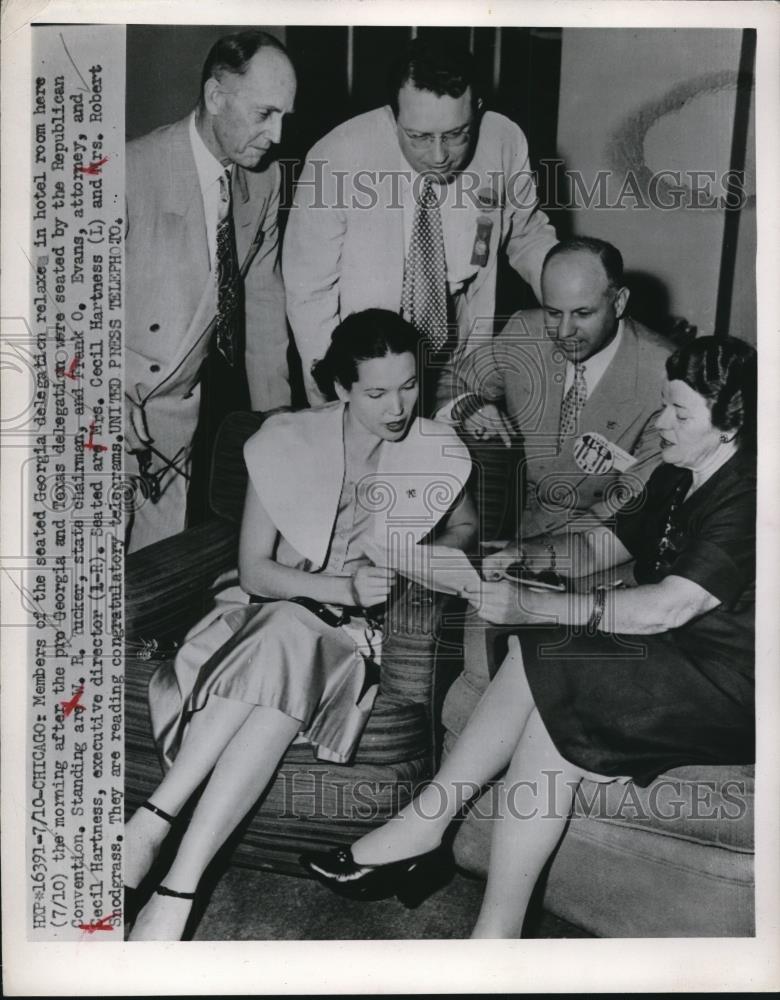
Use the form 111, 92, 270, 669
398, 123, 473, 149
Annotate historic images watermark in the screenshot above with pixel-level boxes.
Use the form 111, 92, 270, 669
276, 160, 750, 213
276, 770, 751, 823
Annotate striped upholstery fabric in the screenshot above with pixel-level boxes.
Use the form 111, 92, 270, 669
459, 432, 520, 541
208, 410, 267, 524
126, 519, 238, 648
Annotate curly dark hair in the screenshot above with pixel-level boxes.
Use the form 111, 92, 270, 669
311, 309, 422, 399
388, 36, 480, 114
199, 29, 288, 104
665, 335, 757, 452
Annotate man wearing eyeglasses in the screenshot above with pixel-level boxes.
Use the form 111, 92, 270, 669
125, 30, 296, 553
283, 36, 558, 408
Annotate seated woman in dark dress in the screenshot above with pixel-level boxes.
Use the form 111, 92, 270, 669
303, 334, 757, 938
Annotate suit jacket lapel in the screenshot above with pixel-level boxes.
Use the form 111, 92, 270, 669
233, 165, 262, 269
458, 136, 505, 296
384, 109, 407, 307
579, 320, 639, 438
540, 341, 567, 440
142, 120, 216, 400
522, 314, 566, 447
163, 118, 210, 290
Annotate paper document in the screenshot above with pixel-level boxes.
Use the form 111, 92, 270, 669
364, 539, 481, 596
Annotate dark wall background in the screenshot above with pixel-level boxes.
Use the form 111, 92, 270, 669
125, 25, 287, 139
126, 25, 562, 212
126, 24, 563, 322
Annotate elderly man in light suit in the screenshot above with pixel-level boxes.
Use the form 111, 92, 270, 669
283, 36, 557, 407
125, 30, 296, 553
438, 236, 675, 547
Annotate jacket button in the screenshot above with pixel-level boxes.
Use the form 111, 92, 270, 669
150, 323, 160, 332
150, 363, 160, 373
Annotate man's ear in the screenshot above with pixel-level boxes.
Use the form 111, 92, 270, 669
333, 380, 349, 403
203, 77, 223, 116
613, 285, 630, 320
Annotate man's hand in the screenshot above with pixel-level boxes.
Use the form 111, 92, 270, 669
462, 404, 513, 448
351, 565, 397, 606
124, 396, 152, 453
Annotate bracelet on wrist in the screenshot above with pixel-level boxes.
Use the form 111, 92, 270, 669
587, 586, 606, 634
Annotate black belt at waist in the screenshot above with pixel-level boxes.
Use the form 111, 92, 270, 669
248, 594, 384, 629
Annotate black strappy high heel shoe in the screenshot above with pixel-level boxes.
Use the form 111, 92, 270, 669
124, 801, 178, 927
128, 885, 198, 942
300, 844, 452, 909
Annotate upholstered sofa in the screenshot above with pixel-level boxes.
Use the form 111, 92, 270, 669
442, 625, 755, 937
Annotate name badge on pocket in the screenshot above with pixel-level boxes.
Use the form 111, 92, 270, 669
573, 432, 637, 475
470, 215, 493, 267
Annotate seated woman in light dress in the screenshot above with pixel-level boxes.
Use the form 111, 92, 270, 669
125, 309, 477, 939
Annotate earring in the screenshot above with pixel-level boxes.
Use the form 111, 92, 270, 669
720, 434, 730, 443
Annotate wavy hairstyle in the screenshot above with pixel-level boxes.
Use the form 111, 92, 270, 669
311, 309, 422, 399
665, 335, 757, 452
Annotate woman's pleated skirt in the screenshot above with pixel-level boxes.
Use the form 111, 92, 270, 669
149, 588, 381, 767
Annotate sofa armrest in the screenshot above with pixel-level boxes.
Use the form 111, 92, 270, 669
379, 583, 460, 702
125, 518, 238, 649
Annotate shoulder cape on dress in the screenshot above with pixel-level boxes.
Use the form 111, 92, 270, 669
243, 402, 472, 570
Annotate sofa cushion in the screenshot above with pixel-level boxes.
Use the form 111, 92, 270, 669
453, 798, 754, 936
208, 410, 267, 523
570, 764, 754, 852
126, 519, 238, 646
449, 763, 754, 864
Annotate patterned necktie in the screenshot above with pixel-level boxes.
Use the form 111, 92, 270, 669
557, 363, 587, 452
401, 175, 449, 351
214, 169, 242, 367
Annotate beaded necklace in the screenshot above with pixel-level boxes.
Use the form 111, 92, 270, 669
652, 475, 691, 574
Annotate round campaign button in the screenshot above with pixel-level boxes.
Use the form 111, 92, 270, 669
573, 432, 614, 474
